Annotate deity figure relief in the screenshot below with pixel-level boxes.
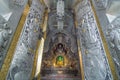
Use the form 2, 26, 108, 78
81, 13, 98, 48
110, 28, 120, 57
94, 0, 108, 9
0, 23, 12, 52
110, 28, 120, 49
13, 0, 25, 7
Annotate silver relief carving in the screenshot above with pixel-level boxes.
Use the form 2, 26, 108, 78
76, 0, 113, 80
107, 17, 120, 78
7, 0, 45, 79
57, 0, 65, 31
9, 0, 27, 8
94, 0, 108, 9
0, 16, 12, 67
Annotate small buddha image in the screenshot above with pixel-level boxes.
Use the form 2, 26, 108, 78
56, 55, 64, 67
53, 43, 67, 55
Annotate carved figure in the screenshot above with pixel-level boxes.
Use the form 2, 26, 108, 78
110, 28, 120, 56
94, 0, 108, 9
7, 1, 45, 79
0, 23, 12, 51
13, 0, 25, 7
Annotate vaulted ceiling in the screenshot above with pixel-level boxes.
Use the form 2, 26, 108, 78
43, 0, 81, 9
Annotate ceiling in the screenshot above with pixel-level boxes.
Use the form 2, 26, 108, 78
106, 0, 120, 23
43, 0, 81, 10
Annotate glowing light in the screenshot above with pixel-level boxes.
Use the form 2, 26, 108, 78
57, 71, 63, 74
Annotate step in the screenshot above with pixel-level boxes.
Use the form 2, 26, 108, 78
41, 74, 81, 80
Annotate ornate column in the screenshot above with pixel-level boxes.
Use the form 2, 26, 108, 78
74, 6, 85, 80
91, 0, 119, 79
33, 10, 48, 79
57, 0, 64, 31
6, 0, 45, 80
75, 0, 113, 80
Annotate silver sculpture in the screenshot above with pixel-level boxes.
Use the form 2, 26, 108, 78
107, 17, 120, 78
76, 0, 113, 80
57, 0, 64, 31
0, 28, 11, 51
0, 16, 12, 64
94, 0, 108, 9
9, 0, 26, 8
110, 28, 120, 53
14, 0, 25, 6
7, 0, 45, 79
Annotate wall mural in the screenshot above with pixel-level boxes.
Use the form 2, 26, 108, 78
6, 0, 45, 80
75, 0, 113, 80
